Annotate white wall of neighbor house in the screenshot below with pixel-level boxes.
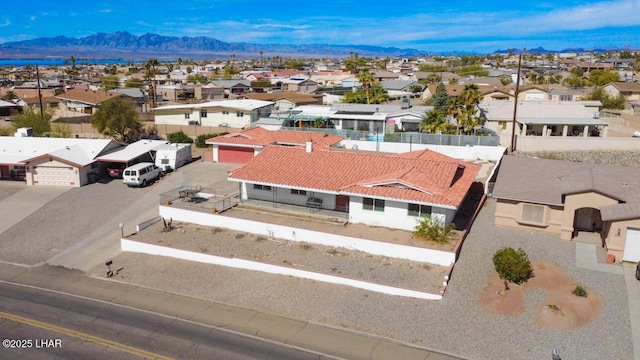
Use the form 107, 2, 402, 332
158, 205, 456, 266
339, 140, 506, 162
348, 196, 455, 231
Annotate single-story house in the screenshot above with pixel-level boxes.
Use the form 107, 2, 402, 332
329, 103, 433, 133
478, 100, 608, 138
492, 156, 640, 262
153, 99, 274, 129
206, 127, 343, 164
240, 93, 323, 111
0, 137, 123, 186
228, 146, 481, 231
602, 82, 640, 102
0, 99, 19, 117
280, 78, 318, 94
56, 87, 122, 115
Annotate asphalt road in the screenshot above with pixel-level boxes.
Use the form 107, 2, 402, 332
0, 281, 343, 360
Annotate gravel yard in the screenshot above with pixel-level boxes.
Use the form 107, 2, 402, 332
126, 220, 447, 293
89, 199, 633, 360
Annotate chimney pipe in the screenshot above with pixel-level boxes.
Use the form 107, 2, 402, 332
305, 141, 313, 153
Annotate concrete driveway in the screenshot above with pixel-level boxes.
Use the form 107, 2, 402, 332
0, 183, 70, 233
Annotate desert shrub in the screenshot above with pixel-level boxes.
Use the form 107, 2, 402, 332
572, 285, 588, 297
166, 130, 193, 144
413, 216, 456, 244
195, 132, 228, 148
492, 247, 533, 285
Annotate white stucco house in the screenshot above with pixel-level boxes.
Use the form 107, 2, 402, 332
228, 145, 481, 231
152, 99, 274, 129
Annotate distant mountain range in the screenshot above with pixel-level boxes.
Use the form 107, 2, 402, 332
0, 31, 424, 60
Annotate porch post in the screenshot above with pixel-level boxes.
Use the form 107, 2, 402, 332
542, 124, 548, 136
602, 126, 608, 137
521, 123, 527, 136
583, 125, 589, 137
562, 125, 568, 137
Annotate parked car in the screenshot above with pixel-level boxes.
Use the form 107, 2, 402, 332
107, 165, 125, 179
122, 162, 161, 187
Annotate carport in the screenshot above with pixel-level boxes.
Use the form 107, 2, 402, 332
96, 140, 169, 177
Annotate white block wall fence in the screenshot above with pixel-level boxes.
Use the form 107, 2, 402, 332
158, 205, 456, 266
121, 239, 442, 300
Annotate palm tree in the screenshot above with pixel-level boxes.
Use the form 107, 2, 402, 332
1, 90, 17, 102
458, 84, 481, 134
145, 58, 160, 108
357, 69, 375, 104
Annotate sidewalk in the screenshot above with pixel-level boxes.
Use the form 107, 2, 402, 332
0, 262, 463, 360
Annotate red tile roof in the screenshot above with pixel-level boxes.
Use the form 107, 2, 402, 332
228, 146, 480, 208
207, 127, 343, 147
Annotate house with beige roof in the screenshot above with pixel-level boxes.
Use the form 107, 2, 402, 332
56, 87, 122, 116
206, 127, 342, 163
492, 156, 640, 263
228, 146, 481, 231
479, 100, 607, 141
240, 93, 322, 111
602, 82, 640, 102
153, 99, 274, 129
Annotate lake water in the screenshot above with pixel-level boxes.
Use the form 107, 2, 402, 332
0, 59, 148, 67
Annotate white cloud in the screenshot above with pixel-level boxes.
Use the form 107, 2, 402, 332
99, 9, 113, 13
0, 20, 10, 27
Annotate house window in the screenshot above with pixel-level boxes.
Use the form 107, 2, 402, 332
521, 204, 545, 224
253, 184, 272, 191
291, 189, 307, 196
184, 113, 190, 119
408, 203, 432, 217
363, 197, 384, 212
559, 94, 573, 101
200, 110, 207, 118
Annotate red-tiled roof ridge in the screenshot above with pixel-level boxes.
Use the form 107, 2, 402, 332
392, 148, 460, 163
352, 165, 448, 195
208, 127, 342, 147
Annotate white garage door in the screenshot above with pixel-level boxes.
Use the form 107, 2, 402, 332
623, 228, 640, 262
33, 166, 77, 186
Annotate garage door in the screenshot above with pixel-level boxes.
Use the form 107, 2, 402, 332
623, 228, 640, 262
33, 166, 77, 186
218, 146, 254, 164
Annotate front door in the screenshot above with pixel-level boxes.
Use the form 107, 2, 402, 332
335, 195, 349, 212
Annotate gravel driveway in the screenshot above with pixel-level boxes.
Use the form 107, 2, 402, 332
88, 198, 633, 360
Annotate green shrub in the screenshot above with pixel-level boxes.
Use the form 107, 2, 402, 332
492, 247, 533, 285
572, 285, 587, 297
413, 216, 456, 244
195, 132, 228, 148
166, 130, 193, 144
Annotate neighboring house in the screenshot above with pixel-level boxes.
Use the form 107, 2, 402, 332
210, 80, 252, 98
110, 88, 146, 111
56, 87, 122, 116
240, 93, 322, 111
492, 156, 640, 263
0, 99, 19, 117
373, 70, 400, 82
228, 146, 481, 231
280, 78, 318, 94
153, 99, 274, 129
481, 88, 514, 102
156, 83, 224, 102
602, 82, 640, 102
478, 100, 608, 138
206, 126, 343, 164
380, 80, 424, 99
516, 86, 548, 101
328, 103, 432, 133
0, 137, 122, 186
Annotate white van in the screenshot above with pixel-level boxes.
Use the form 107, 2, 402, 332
122, 162, 161, 187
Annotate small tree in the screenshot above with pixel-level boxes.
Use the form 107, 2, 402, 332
493, 247, 533, 291
13, 106, 53, 136
91, 97, 141, 143
166, 130, 193, 144
50, 122, 73, 138
413, 216, 456, 244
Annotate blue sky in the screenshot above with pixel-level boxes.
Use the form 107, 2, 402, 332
1, 0, 639, 53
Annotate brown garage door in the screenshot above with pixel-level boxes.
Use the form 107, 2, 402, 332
218, 146, 254, 163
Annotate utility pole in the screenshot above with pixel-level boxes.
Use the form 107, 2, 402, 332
35, 64, 44, 121
510, 54, 523, 153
